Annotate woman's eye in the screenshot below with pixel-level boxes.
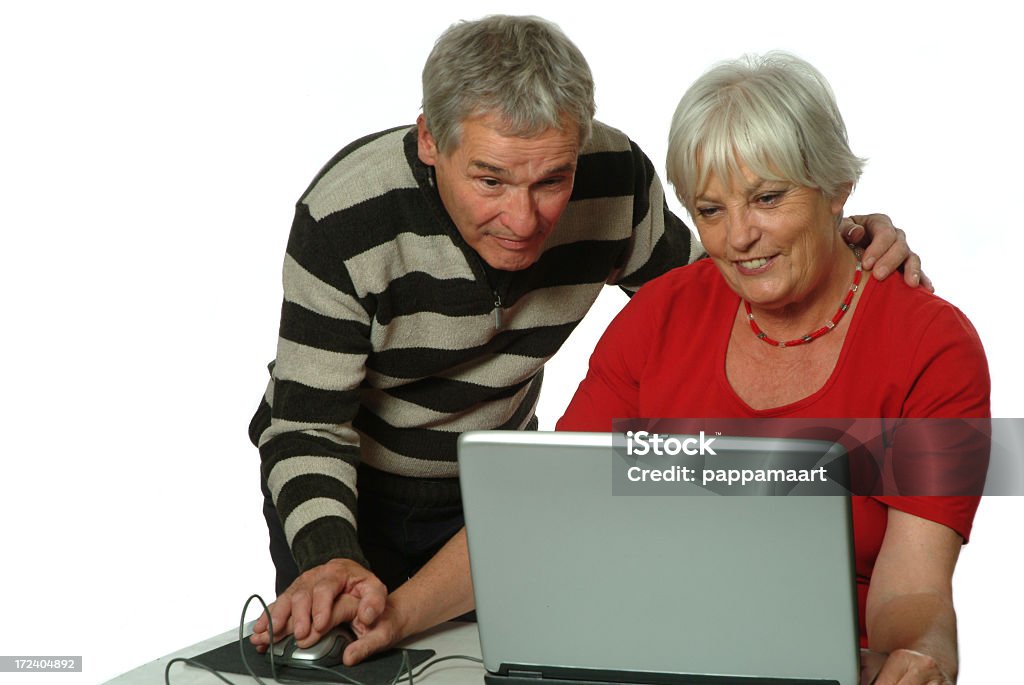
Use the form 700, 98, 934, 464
697, 206, 720, 218
756, 192, 782, 205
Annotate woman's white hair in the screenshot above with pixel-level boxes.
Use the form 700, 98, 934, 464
667, 52, 865, 213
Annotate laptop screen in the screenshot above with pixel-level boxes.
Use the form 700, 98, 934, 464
458, 431, 859, 685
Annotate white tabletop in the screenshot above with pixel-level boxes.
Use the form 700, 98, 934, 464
106, 622, 484, 685
103, 620, 887, 685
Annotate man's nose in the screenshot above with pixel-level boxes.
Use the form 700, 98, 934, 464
501, 188, 539, 237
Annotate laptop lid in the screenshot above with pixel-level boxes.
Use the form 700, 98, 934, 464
458, 431, 860, 685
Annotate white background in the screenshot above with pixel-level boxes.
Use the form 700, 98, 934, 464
2, 1, 1021, 683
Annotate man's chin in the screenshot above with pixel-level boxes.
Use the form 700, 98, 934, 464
480, 250, 539, 272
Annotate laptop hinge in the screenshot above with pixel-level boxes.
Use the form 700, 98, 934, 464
507, 670, 544, 679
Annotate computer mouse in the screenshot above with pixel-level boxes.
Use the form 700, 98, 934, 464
267, 624, 356, 670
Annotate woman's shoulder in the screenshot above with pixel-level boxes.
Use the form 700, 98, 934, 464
866, 275, 983, 344
861, 275, 990, 418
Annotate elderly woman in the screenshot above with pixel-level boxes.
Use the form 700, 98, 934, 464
557, 53, 989, 684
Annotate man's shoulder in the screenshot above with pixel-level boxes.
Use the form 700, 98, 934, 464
301, 125, 420, 221
564, 121, 653, 214
582, 120, 635, 156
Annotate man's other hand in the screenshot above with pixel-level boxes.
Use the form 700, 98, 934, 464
842, 213, 933, 291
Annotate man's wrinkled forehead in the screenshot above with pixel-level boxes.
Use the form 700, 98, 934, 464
442, 108, 585, 154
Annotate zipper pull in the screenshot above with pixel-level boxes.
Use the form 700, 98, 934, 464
493, 291, 502, 330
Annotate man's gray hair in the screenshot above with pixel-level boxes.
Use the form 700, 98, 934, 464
422, 15, 596, 153
667, 52, 865, 213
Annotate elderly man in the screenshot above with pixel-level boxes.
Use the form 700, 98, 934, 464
248, 15, 920, 665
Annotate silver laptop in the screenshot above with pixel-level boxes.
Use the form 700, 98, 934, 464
458, 431, 860, 685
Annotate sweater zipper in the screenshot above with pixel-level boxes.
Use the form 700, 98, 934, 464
421, 164, 507, 330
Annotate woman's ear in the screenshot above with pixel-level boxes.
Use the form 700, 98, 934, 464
830, 182, 853, 217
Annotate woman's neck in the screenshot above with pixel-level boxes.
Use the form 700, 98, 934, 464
746, 242, 862, 342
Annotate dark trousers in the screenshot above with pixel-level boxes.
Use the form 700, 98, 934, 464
261, 464, 467, 596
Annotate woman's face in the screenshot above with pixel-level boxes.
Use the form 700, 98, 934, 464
692, 162, 849, 313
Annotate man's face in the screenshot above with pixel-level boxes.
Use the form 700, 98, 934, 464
417, 112, 579, 271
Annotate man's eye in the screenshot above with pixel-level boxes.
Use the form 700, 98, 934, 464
479, 178, 501, 188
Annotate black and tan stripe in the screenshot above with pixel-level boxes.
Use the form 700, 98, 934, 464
252, 121, 699, 571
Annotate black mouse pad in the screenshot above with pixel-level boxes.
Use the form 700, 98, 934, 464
189, 635, 435, 683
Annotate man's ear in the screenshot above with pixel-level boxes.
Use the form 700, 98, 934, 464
417, 114, 439, 166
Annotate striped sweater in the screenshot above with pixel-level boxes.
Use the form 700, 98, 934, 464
250, 122, 702, 572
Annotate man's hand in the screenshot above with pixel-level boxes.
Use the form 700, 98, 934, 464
842, 213, 933, 291
871, 648, 954, 685
249, 558, 387, 651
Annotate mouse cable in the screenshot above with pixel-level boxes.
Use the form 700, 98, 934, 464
165, 593, 283, 685
163, 656, 238, 685
241, 593, 287, 685
392, 654, 485, 684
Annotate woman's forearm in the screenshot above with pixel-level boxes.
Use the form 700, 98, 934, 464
390, 527, 475, 638
865, 508, 964, 683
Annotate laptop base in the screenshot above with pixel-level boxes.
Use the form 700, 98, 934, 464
486, 665, 839, 685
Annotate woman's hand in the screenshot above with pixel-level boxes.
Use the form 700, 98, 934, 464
343, 594, 413, 666
872, 648, 954, 685
344, 528, 476, 665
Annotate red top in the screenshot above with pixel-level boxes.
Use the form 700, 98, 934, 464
557, 260, 990, 644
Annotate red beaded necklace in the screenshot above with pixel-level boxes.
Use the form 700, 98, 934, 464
743, 262, 863, 348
